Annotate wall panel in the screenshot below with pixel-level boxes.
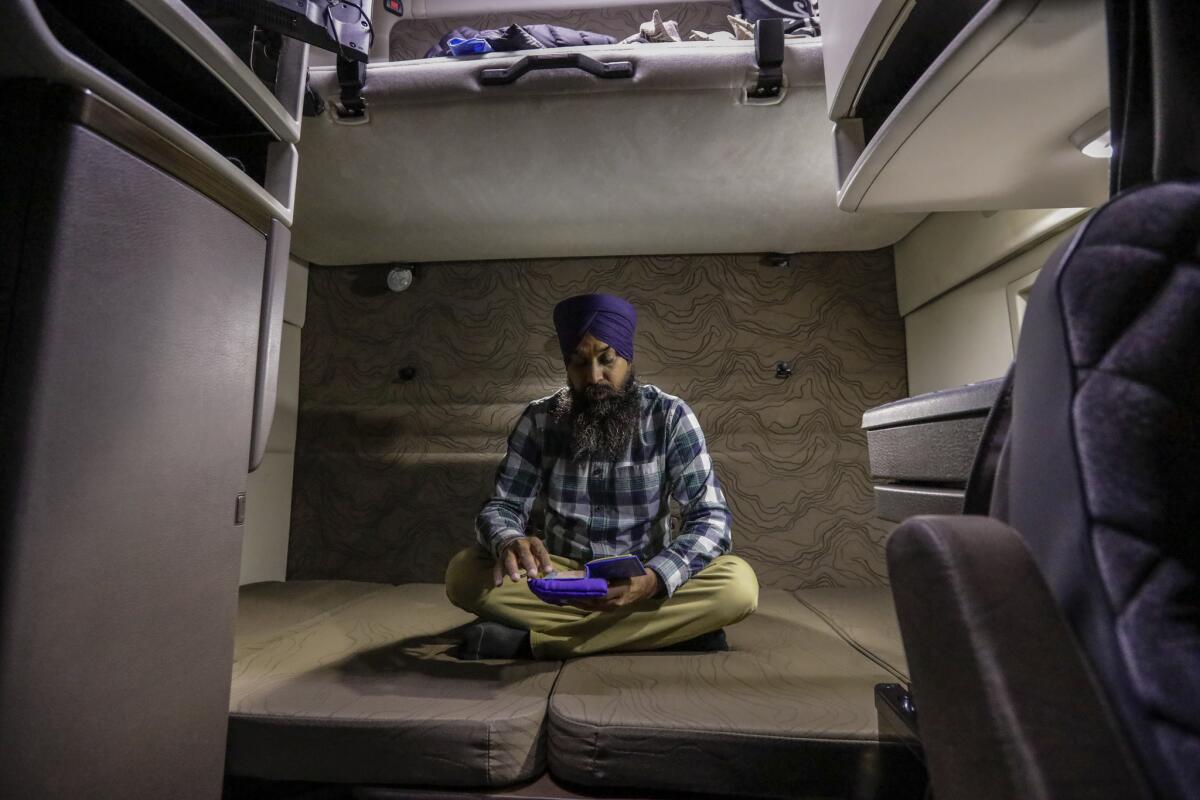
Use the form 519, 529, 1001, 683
903, 227, 1075, 394
289, 252, 907, 589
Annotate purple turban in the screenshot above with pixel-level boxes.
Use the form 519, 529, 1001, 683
552, 293, 637, 363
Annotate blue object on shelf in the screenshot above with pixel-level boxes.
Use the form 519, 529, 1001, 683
447, 36, 492, 56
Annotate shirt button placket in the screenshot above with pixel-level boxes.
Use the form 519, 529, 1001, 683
591, 465, 607, 516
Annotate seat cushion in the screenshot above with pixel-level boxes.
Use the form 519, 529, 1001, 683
794, 586, 909, 682
227, 581, 559, 787
1001, 181, 1200, 799
547, 588, 914, 799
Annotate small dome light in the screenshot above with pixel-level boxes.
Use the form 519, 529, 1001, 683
387, 266, 414, 292
1081, 130, 1112, 159
1070, 110, 1112, 160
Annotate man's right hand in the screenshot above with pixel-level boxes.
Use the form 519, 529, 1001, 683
494, 536, 555, 586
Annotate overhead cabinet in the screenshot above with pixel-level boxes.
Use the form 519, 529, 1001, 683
824, 0, 1110, 212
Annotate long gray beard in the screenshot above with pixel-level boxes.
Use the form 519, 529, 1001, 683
551, 375, 641, 461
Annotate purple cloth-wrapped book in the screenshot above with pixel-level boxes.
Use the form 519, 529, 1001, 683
527, 555, 646, 605
527, 577, 609, 605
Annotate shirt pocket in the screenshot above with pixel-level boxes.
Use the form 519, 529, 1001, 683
614, 462, 664, 508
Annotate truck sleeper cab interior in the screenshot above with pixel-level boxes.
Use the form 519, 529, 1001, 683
1, 1, 1196, 799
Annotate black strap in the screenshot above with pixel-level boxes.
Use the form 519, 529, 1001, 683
962, 365, 1015, 516
335, 56, 366, 118
750, 18, 785, 99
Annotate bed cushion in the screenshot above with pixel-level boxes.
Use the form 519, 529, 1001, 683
547, 588, 913, 799
794, 586, 909, 682
227, 581, 559, 787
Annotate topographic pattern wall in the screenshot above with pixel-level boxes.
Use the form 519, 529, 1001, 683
288, 252, 907, 589
388, 2, 736, 60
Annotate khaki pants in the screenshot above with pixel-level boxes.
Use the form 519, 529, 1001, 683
444, 547, 759, 659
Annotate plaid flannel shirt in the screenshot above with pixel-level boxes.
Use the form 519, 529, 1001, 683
475, 384, 732, 597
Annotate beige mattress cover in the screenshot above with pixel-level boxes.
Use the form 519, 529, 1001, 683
228, 581, 558, 787
794, 586, 909, 682
228, 582, 908, 794
547, 588, 908, 798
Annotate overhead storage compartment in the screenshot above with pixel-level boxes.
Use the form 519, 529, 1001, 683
294, 39, 925, 264
826, 0, 1109, 213
3, 0, 303, 227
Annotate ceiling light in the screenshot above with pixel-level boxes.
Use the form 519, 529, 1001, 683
1070, 109, 1112, 159
1080, 129, 1112, 159
387, 266, 414, 292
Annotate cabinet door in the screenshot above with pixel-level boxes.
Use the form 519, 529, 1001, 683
0, 119, 263, 799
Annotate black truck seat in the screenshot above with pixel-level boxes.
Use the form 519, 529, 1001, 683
887, 181, 1200, 800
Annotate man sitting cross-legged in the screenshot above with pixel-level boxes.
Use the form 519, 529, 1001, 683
445, 292, 758, 660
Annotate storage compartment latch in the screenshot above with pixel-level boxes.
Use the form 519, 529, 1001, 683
748, 19, 785, 102
333, 56, 368, 122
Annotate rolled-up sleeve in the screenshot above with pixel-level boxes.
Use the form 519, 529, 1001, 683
475, 404, 543, 557
645, 400, 732, 596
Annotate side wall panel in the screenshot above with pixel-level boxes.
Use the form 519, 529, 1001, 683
240, 258, 308, 585
0, 122, 262, 799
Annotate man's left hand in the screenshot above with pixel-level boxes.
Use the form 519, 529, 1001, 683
569, 570, 662, 612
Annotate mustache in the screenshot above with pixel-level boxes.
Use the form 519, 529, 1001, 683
581, 383, 618, 400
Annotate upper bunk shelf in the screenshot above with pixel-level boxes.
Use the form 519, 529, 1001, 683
826, 0, 1110, 213
293, 37, 926, 265
315, 0, 754, 66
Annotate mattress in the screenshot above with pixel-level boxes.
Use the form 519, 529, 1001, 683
228, 582, 912, 795
794, 586, 909, 683
227, 581, 559, 786
547, 588, 911, 799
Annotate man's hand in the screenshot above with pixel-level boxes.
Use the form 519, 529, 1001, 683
570, 570, 662, 613
494, 536, 555, 586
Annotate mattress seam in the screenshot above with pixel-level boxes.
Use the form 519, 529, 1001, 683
791, 594, 909, 683
547, 715, 880, 745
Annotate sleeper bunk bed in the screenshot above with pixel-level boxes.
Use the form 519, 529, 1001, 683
227, 580, 919, 797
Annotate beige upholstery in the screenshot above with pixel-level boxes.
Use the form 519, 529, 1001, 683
229, 582, 909, 793
232, 579, 382, 660
228, 581, 559, 786
547, 588, 910, 798
795, 586, 908, 682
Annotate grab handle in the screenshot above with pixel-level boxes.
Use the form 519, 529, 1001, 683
479, 53, 635, 86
